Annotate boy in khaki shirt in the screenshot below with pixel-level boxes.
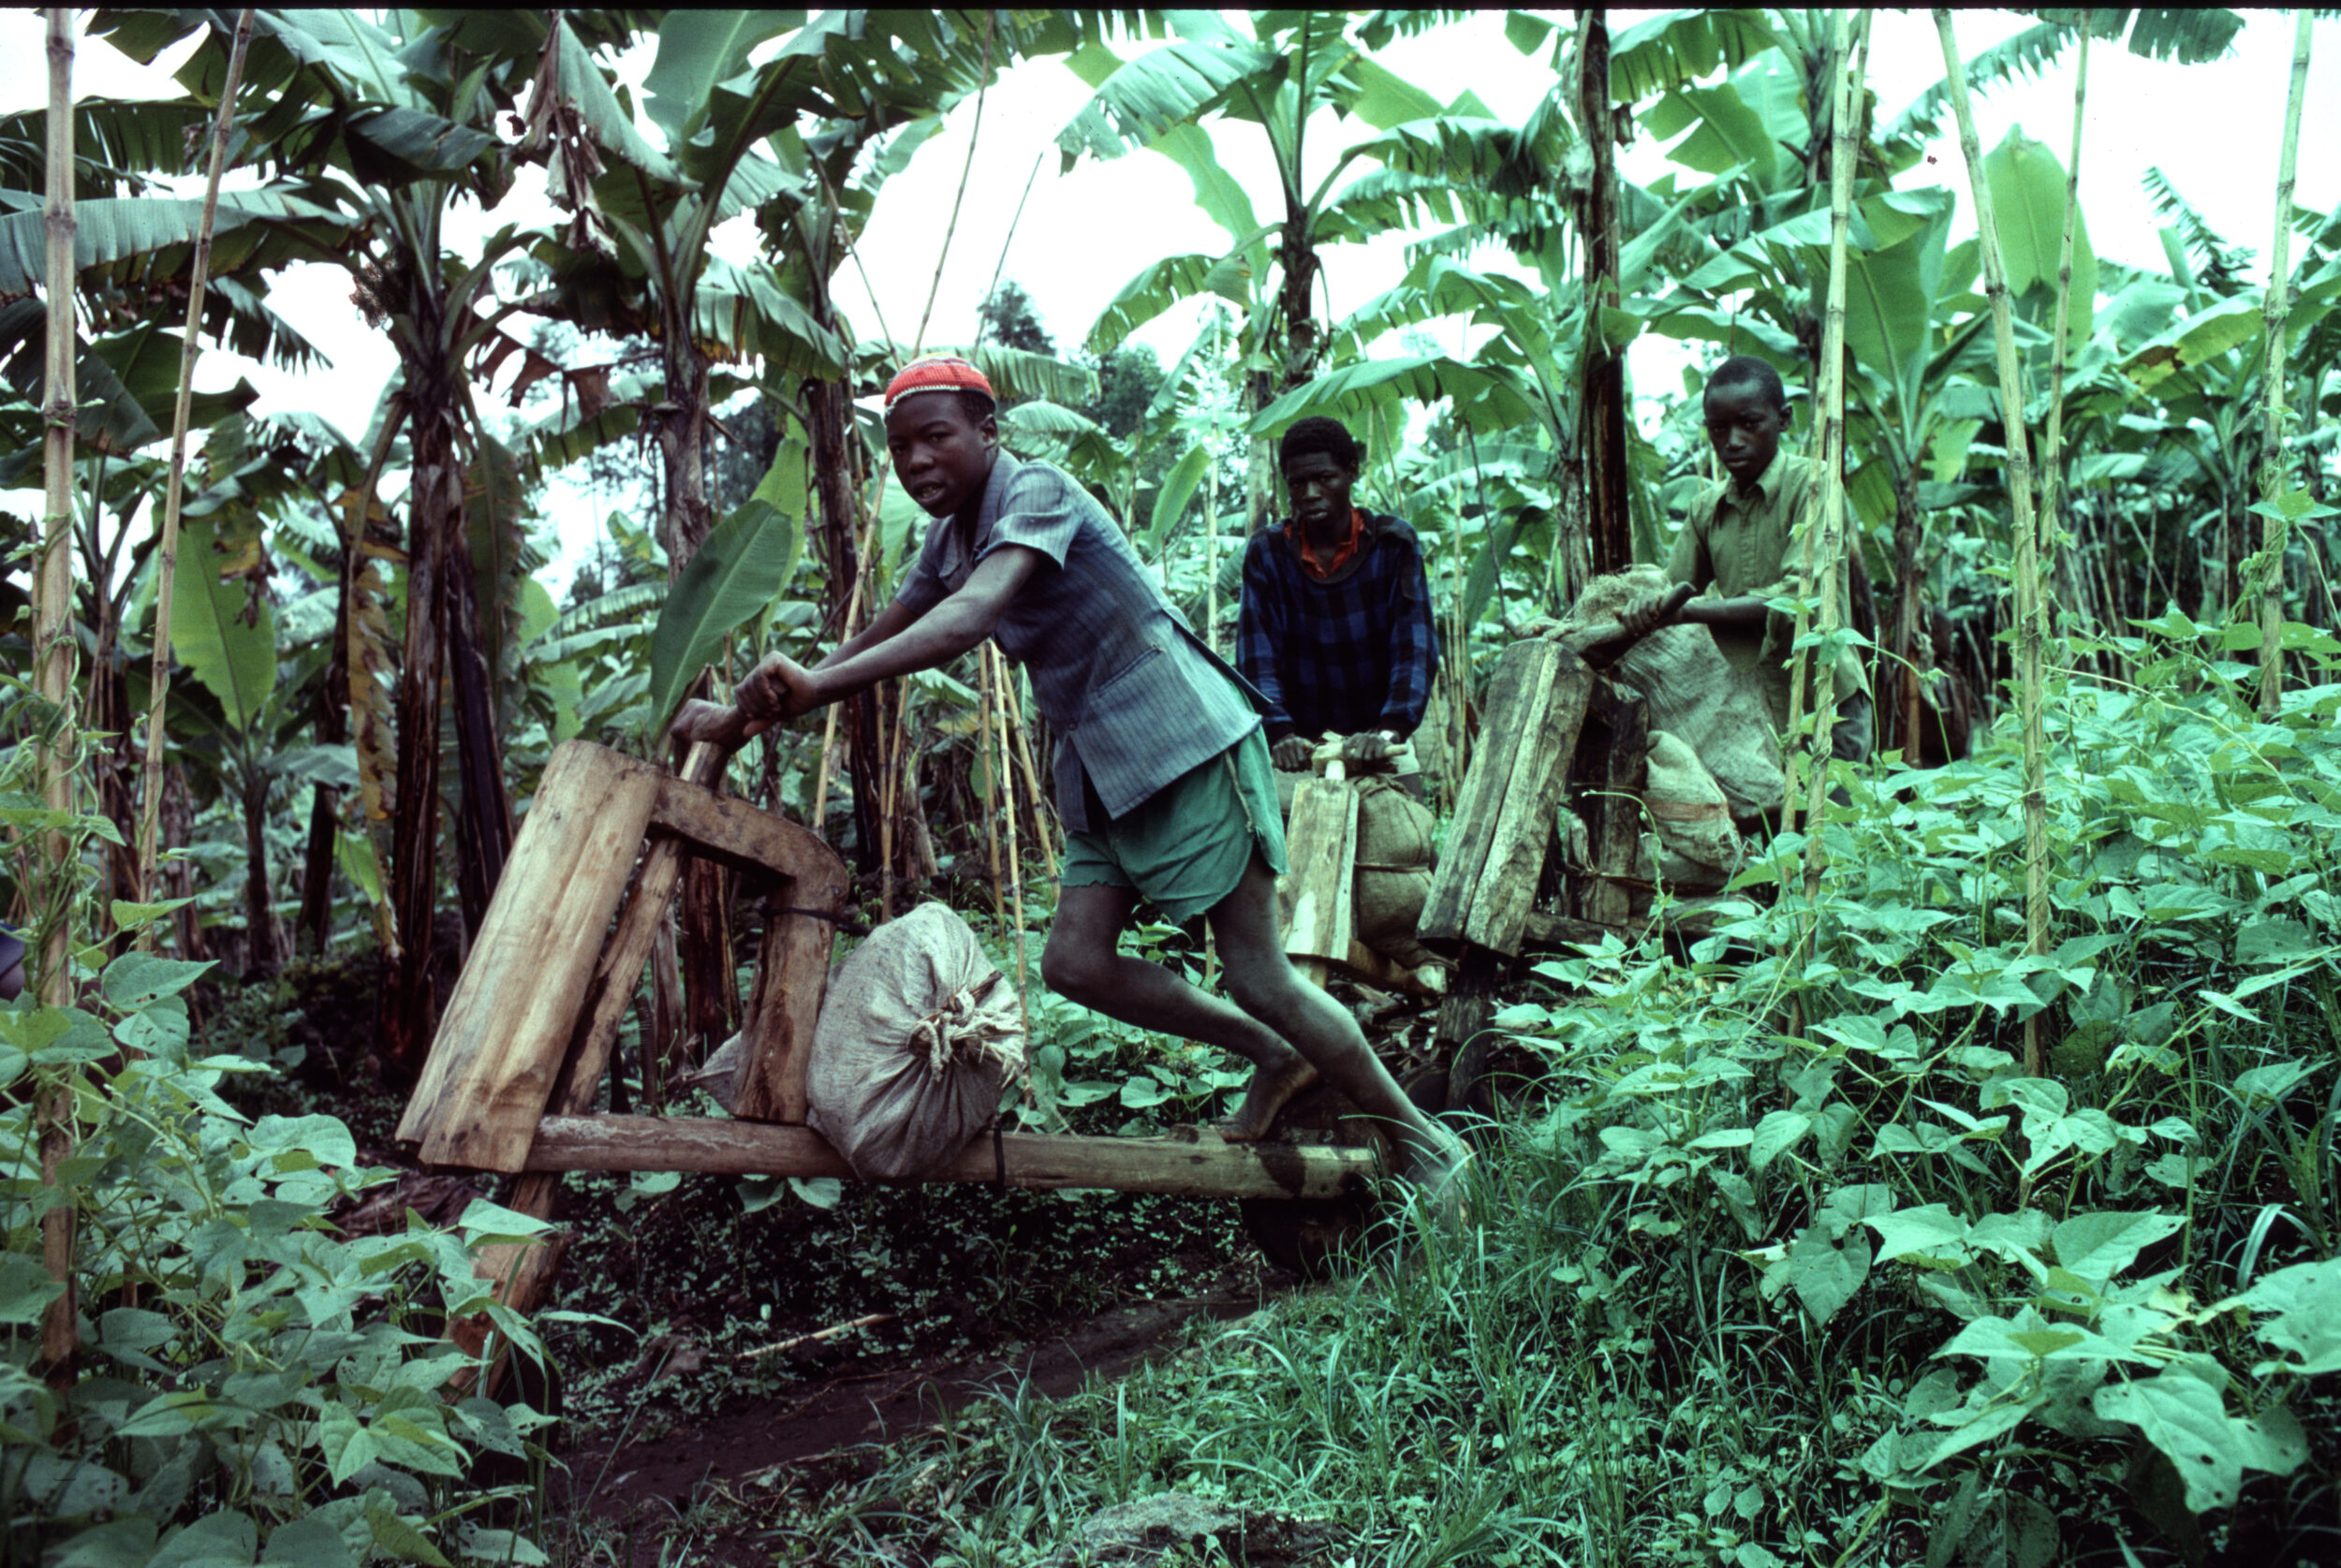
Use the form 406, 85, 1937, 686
1624, 355, 1872, 764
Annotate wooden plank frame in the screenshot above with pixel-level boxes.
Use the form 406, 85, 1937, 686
1418, 639, 1596, 961
525, 1116, 1380, 1202
398, 741, 851, 1175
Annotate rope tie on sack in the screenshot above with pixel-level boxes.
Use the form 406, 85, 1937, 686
909, 968, 1026, 1078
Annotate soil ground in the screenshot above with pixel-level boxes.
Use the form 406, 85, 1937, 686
558, 1275, 1281, 1526
218, 952, 1405, 1565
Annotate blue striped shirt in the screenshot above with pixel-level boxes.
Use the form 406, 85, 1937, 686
895, 454, 1266, 832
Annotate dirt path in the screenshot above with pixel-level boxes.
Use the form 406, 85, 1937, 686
555, 1279, 1277, 1522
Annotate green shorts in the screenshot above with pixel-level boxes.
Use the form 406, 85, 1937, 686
1061, 729, 1288, 924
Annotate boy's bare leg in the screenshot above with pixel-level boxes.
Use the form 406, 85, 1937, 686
1041, 881, 1318, 1140
1204, 856, 1467, 1196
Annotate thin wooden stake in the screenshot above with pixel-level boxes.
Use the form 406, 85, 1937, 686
876, 680, 901, 917
997, 658, 1058, 878
1797, 9, 1869, 902
735, 1312, 894, 1362
975, 638, 1007, 934
2259, 9, 2315, 718
1936, 7, 2049, 1078
809, 509, 877, 840
987, 643, 1030, 993
2038, 25, 2088, 644
35, 3, 79, 1405
137, 7, 256, 927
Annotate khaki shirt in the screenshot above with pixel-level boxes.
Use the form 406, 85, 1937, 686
1666, 450, 1868, 733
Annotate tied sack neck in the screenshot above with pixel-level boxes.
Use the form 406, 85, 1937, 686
909, 966, 1027, 1080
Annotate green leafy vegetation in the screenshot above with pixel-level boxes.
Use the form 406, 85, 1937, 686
756, 621, 2341, 1565
3, 6, 2337, 1566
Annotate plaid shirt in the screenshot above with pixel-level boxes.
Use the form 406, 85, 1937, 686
1237, 510, 1439, 743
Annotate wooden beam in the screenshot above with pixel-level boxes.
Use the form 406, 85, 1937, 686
651, 773, 845, 883
399, 741, 663, 1170
1577, 681, 1648, 928
1281, 768, 1360, 968
729, 887, 848, 1123
1420, 641, 1546, 946
523, 1116, 1382, 1202
1464, 651, 1592, 956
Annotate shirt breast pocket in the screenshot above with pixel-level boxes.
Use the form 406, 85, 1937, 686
1099, 637, 1167, 690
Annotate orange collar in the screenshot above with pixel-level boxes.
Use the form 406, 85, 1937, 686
1291, 506, 1365, 580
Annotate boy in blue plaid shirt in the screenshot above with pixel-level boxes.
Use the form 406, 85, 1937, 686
1238, 418, 1440, 772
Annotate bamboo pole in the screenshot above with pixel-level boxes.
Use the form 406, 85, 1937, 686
2258, 10, 2314, 718
983, 646, 1030, 988
35, 4, 79, 1403
136, 7, 255, 920
807, 507, 876, 840
998, 661, 1058, 878
2038, 25, 2088, 637
1936, 7, 2049, 1079
975, 638, 1007, 933
986, 643, 1030, 992
1797, 9, 1869, 901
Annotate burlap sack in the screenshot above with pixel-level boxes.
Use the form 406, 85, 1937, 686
1633, 729, 1743, 894
1561, 565, 1785, 823
805, 902, 1025, 1180
680, 1032, 746, 1113
1352, 775, 1441, 970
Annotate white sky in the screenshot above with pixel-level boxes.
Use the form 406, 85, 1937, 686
3, 9, 2335, 591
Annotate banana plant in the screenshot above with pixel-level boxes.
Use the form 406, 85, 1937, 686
104, 6, 616, 1069
1064, 11, 1519, 531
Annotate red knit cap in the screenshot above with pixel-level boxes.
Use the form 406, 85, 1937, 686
884, 353, 994, 411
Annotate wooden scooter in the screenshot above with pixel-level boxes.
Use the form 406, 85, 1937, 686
399, 719, 1391, 1384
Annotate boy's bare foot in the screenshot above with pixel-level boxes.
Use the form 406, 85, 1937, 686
1217, 1051, 1320, 1142
1402, 1124, 1474, 1226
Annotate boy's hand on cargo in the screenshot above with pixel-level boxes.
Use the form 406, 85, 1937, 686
1342, 731, 1393, 766
1618, 589, 1673, 640
1272, 735, 1316, 771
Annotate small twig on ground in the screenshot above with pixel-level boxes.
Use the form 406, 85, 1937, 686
734, 1312, 895, 1362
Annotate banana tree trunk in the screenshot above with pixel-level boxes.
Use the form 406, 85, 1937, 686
241, 769, 283, 974
657, 328, 737, 1047
1277, 217, 1320, 393
1574, 7, 1631, 575
302, 502, 352, 957
2259, 8, 2314, 717
806, 376, 881, 872
447, 547, 513, 935
657, 332, 716, 565
163, 765, 211, 965
298, 782, 339, 957
1892, 464, 1922, 757
383, 379, 462, 1077
1936, 7, 2050, 1079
